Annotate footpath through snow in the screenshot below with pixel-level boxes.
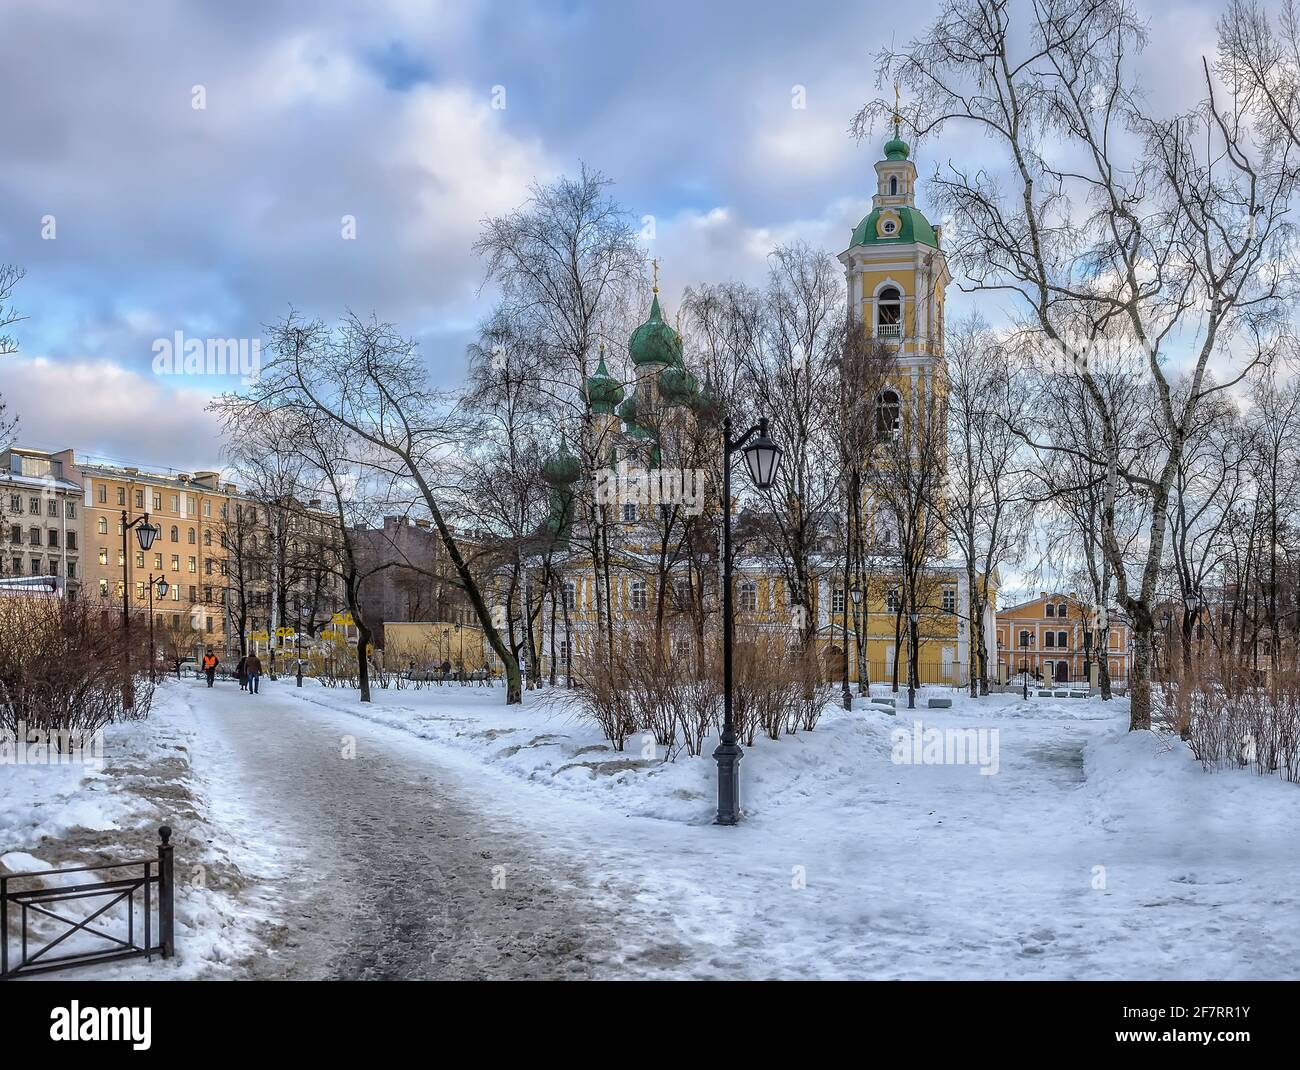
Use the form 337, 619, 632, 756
3, 675, 1299, 978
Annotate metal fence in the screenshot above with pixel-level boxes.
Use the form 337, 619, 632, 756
1, 827, 174, 980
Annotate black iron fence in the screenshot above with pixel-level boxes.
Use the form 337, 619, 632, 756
1, 826, 173, 980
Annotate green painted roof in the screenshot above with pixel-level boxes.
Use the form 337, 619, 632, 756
658, 359, 699, 408
628, 293, 682, 367
617, 394, 639, 431
883, 135, 909, 161
585, 353, 624, 414
542, 434, 581, 485
850, 205, 938, 249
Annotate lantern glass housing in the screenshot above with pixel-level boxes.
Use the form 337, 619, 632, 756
135, 521, 160, 551
850, 585, 862, 605
741, 421, 782, 490
156, 577, 169, 598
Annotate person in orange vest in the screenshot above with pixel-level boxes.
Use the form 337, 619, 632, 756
202, 649, 219, 688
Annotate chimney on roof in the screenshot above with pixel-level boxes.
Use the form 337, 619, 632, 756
308, 499, 321, 508
1039, 591, 1047, 600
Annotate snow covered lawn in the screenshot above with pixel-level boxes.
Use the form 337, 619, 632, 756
0, 686, 271, 979
283, 678, 1300, 978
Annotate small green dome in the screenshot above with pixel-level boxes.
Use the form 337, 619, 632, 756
658, 360, 700, 408
585, 353, 624, 415
542, 435, 581, 485
628, 293, 682, 367
617, 394, 639, 431
883, 135, 909, 161
850, 205, 939, 249
690, 385, 723, 424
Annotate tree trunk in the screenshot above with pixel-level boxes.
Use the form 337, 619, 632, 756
356, 620, 372, 703
1130, 624, 1153, 730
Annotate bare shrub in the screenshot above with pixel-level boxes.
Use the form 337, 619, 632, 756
568, 641, 639, 750
1166, 656, 1300, 786
0, 597, 154, 738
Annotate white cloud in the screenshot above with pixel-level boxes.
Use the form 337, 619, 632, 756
2, 355, 225, 471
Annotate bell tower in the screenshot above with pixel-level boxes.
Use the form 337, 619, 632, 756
839, 90, 950, 378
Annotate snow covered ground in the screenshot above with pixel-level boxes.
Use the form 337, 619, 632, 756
0, 685, 272, 979
4, 674, 1299, 979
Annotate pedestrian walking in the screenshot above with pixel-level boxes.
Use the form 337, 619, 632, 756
235, 654, 248, 691
246, 652, 263, 694
202, 649, 219, 688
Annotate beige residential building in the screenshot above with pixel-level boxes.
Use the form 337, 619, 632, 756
71, 460, 234, 656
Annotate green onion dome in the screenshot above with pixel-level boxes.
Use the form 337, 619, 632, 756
617, 394, 639, 432
542, 434, 581, 486
628, 293, 683, 367
883, 134, 909, 161
689, 384, 723, 424
658, 358, 700, 408
585, 352, 624, 415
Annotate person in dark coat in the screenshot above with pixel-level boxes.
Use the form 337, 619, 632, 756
235, 655, 248, 691
246, 653, 263, 694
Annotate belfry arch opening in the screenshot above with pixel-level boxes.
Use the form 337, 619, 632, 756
876, 286, 901, 338
876, 389, 901, 438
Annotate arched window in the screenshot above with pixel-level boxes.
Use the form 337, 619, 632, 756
889, 175, 898, 196
876, 286, 901, 337
876, 389, 901, 438
170, 525, 179, 542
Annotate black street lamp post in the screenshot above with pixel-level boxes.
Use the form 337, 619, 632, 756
121, 511, 160, 709
841, 577, 852, 711
146, 573, 169, 683
850, 584, 864, 695
1021, 632, 1030, 700
716, 415, 782, 826
907, 608, 920, 709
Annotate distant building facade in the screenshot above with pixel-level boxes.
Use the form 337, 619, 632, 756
353, 515, 475, 647
0, 446, 84, 598
995, 591, 1132, 687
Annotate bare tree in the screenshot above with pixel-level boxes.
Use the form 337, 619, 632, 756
940, 315, 1033, 695
474, 168, 644, 661
736, 243, 846, 651
248, 312, 529, 704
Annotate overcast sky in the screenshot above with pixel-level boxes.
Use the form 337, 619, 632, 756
0, 0, 1221, 474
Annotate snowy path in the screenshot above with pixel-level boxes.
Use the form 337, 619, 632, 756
188, 681, 676, 979
173, 678, 1300, 979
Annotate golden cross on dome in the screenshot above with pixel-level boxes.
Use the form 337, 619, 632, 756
893, 82, 901, 135
651, 257, 660, 294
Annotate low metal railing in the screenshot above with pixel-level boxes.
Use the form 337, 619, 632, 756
1, 826, 174, 980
